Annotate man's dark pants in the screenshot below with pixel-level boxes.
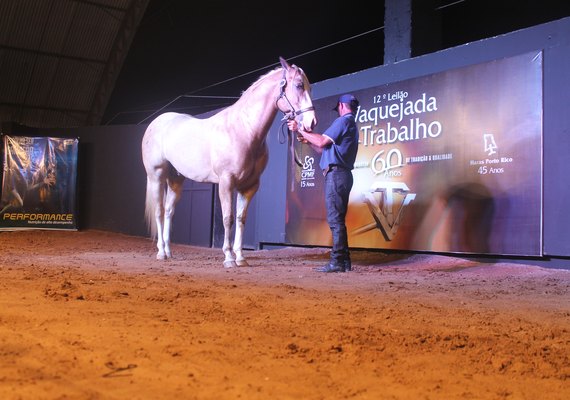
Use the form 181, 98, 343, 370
324, 168, 353, 269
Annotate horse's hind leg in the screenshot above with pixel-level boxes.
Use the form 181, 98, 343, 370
146, 174, 168, 259
162, 173, 184, 259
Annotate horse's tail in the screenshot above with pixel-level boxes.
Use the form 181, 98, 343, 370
144, 177, 158, 240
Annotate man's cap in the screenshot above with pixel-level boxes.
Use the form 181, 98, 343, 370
333, 93, 359, 111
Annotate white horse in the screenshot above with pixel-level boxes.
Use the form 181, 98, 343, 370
142, 57, 317, 267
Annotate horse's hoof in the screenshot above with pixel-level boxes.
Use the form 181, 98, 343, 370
156, 253, 167, 260
236, 259, 250, 267
223, 260, 238, 268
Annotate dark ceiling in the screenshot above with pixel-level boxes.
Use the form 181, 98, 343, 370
0, 0, 149, 129
1, 0, 569, 129
103, 0, 570, 125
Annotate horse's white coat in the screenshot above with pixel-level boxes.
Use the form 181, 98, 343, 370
142, 58, 316, 267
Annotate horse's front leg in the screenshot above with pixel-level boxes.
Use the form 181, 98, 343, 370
218, 180, 237, 268
233, 186, 258, 267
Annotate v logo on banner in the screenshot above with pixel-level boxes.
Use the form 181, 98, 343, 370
354, 181, 416, 241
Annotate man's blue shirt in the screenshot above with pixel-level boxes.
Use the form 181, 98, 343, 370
319, 113, 359, 171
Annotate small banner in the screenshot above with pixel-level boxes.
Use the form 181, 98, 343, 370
0, 135, 79, 230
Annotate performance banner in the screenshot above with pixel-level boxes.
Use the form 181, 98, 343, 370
286, 51, 543, 256
0, 135, 79, 230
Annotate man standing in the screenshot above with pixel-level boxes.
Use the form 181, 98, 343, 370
288, 94, 359, 272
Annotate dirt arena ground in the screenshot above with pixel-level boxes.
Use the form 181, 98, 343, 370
0, 229, 568, 400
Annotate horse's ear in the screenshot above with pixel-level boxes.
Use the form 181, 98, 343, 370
279, 56, 290, 71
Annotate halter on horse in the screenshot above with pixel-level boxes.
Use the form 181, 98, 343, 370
142, 57, 317, 267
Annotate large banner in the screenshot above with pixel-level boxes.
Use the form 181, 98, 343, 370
286, 51, 543, 256
0, 135, 79, 230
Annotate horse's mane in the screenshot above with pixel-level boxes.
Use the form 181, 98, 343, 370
240, 63, 304, 99
241, 66, 282, 95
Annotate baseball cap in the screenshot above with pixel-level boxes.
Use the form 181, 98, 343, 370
333, 93, 358, 111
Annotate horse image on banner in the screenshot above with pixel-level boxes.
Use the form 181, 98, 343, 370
142, 57, 317, 267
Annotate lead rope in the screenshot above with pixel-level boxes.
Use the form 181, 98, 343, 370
276, 67, 307, 168
277, 118, 303, 167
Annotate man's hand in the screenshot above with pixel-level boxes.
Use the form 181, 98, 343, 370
288, 120, 308, 143
287, 119, 298, 132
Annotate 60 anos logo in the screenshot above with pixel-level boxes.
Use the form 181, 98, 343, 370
371, 148, 404, 177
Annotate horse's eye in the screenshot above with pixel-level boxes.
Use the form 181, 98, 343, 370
295, 82, 304, 90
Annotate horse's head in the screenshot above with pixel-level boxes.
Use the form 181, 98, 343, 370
277, 57, 317, 132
